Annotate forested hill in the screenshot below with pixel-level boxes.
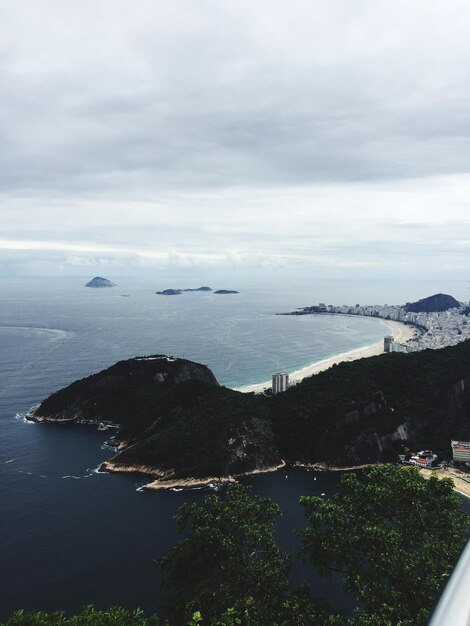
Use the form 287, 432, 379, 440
403, 292, 460, 312
273, 339, 470, 465
29, 341, 470, 482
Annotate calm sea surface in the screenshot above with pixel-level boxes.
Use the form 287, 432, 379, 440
1, 277, 469, 618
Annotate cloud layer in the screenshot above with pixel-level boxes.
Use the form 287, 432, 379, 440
1, 0, 470, 276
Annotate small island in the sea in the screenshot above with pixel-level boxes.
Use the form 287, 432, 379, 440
214, 289, 239, 294
156, 289, 183, 296
156, 286, 213, 295
27, 340, 470, 490
85, 276, 116, 288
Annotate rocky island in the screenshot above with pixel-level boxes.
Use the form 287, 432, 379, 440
214, 289, 239, 294
27, 340, 470, 489
156, 287, 213, 295
85, 276, 116, 288
156, 289, 183, 296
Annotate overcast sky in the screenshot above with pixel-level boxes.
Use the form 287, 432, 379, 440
1, 0, 469, 278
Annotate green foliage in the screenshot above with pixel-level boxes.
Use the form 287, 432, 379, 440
35, 340, 470, 477
272, 339, 470, 464
157, 483, 290, 624
116, 383, 279, 478
1, 606, 164, 626
300, 465, 470, 625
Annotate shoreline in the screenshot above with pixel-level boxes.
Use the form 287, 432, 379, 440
101, 459, 287, 491
102, 459, 470, 499
235, 318, 417, 394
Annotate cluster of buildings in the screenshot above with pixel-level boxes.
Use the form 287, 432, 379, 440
399, 449, 439, 469
398, 442, 470, 467
309, 301, 470, 354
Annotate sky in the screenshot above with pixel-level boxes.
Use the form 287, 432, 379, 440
1, 0, 470, 279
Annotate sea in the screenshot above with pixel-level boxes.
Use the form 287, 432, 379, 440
1, 276, 469, 619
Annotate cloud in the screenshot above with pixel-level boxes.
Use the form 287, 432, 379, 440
1, 0, 470, 276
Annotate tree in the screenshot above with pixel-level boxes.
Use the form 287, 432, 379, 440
157, 483, 290, 624
2, 606, 164, 626
300, 465, 470, 626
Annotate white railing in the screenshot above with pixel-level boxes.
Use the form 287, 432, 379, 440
429, 539, 470, 625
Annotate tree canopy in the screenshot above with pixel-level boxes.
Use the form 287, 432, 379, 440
4, 468, 470, 626
300, 465, 470, 625
157, 483, 290, 624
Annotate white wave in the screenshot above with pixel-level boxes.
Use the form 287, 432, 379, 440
5, 458, 15, 464
0, 325, 73, 340
15, 411, 36, 424
61, 475, 82, 479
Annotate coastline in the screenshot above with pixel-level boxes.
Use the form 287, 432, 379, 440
101, 459, 287, 491
235, 318, 416, 394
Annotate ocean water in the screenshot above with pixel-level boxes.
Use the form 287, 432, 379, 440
1, 277, 469, 618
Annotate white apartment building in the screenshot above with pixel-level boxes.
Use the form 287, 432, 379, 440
272, 372, 289, 394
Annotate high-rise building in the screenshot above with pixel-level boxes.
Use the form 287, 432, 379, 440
451, 441, 470, 463
272, 372, 289, 394
384, 335, 394, 352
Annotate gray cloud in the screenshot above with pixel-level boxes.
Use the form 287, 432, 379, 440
1, 0, 470, 276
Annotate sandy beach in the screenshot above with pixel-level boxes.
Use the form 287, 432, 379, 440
419, 468, 470, 499
235, 318, 417, 394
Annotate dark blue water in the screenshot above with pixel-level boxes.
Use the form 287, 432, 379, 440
1, 277, 469, 619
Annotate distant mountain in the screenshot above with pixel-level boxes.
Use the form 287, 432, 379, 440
404, 293, 460, 313
214, 289, 239, 294
85, 277, 116, 288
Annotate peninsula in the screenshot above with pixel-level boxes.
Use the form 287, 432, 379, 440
28, 340, 470, 489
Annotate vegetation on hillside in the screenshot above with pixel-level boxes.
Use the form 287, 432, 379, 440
32, 341, 470, 477
273, 339, 470, 464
